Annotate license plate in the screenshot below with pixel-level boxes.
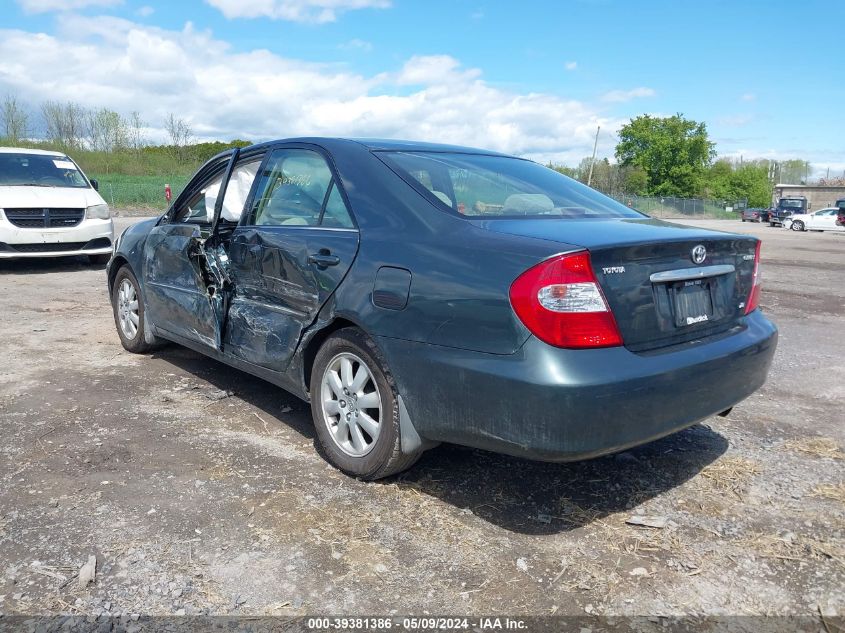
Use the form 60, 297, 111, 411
672, 280, 713, 327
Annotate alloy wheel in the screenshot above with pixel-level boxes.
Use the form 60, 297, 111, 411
320, 352, 382, 457
117, 278, 140, 340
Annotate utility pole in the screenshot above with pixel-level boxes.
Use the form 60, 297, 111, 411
587, 125, 600, 187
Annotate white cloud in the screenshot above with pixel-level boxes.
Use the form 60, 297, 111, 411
0, 16, 625, 164
16, 0, 122, 12
205, 0, 390, 23
600, 87, 656, 103
740, 92, 756, 102
564, 61, 577, 71
136, 5, 154, 17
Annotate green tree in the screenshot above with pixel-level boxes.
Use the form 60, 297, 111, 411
704, 159, 771, 207
548, 163, 577, 178
615, 114, 716, 197
623, 166, 648, 195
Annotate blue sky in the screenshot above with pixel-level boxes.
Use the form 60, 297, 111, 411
2, 0, 843, 174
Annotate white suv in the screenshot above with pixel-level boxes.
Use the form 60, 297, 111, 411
0, 147, 114, 264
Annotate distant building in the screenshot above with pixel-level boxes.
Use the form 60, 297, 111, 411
772, 184, 845, 210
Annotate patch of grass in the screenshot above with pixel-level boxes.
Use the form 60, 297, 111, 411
92, 174, 192, 211
698, 456, 761, 498
737, 532, 845, 568
811, 483, 845, 504
781, 437, 843, 460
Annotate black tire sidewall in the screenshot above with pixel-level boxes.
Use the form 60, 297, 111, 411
112, 266, 149, 353
310, 330, 400, 479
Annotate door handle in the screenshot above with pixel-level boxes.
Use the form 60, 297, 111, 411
308, 252, 340, 268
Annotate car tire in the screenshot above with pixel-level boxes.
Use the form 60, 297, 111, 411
310, 328, 422, 480
111, 265, 163, 354
741, 218, 746, 222
791, 221, 805, 232
88, 253, 111, 266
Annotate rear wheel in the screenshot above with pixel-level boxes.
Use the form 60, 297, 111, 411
111, 266, 162, 353
310, 328, 421, 480
791, 220, 805, 231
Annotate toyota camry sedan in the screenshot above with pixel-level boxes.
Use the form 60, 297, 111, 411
107, 138, 777, 479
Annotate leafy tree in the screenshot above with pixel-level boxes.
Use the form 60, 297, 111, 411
623, 166, 648, 195
615, 114, 716, 197
776, 159, 811, 185
704, 159, 771, 207
548, 163, 577, 178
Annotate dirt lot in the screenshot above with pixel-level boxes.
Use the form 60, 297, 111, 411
0, 217, 843, 620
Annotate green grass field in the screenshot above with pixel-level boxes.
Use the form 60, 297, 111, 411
91, 174, 192, 210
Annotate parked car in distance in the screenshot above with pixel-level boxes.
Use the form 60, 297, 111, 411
770, 196, 809, 227
107, 138, 777, 479
0, 147, 113, 263
741, 207, 765, 222
837, 205, 845, 227
784, 207, 845, 233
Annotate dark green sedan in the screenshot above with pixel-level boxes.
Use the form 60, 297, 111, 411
106, 138, 777, 479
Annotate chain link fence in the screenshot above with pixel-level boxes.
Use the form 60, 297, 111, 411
609, 194, 748, 220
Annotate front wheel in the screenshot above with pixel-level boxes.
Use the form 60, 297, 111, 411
310, 328, 421, 480
111, 265, 163, 353
791, 221, 805, 231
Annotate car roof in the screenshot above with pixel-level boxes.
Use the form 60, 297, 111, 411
253, 137, 515, 157
0, 146, 66, 157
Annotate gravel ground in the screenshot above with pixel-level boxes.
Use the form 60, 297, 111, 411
0, 217, 842, 621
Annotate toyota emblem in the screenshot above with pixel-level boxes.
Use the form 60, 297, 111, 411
691, 244, 707, 264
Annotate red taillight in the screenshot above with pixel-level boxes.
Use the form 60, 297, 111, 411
745, 240, 762, 314
509, 251, 623, 349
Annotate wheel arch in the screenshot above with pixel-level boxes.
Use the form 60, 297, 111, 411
107, 255, 131, 296
301, 317, 368, 393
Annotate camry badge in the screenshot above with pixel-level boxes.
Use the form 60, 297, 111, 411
691, 244, 707, 265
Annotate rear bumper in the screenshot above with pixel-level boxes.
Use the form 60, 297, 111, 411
379, 310, 777, 461
0, 217, 114, 258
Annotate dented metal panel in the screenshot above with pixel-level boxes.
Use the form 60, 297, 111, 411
142, 223, 221, 348
225, 226, 359, 372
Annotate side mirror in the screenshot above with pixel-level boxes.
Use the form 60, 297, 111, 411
90, 179, 99, 191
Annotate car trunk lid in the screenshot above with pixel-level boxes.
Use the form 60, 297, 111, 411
477, 217, 758, 351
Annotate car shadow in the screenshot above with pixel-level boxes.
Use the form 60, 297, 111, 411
150, 344, 727, 536
150, 345, 317, 441
0, 256, 105, 275
391, 424, 728, 535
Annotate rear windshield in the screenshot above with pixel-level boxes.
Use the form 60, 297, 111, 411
378, 151, 644, 219
0, 152, 89, 188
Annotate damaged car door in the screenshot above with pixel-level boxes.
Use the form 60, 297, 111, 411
224, 146, 359, 372
142, 150, 262, 349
